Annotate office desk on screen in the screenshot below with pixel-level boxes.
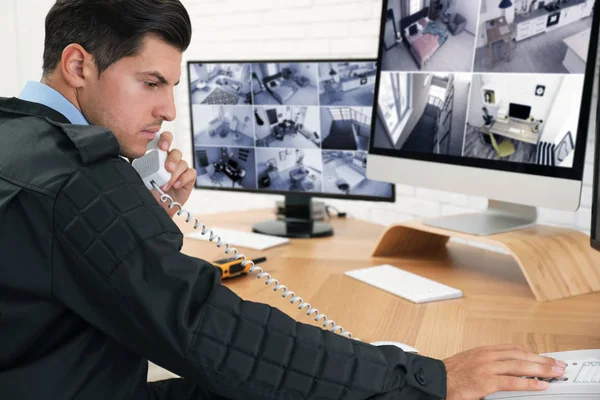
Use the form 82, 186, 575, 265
148, 209, 600, 381
486, 16, 512, 66
489, 118, 540, 144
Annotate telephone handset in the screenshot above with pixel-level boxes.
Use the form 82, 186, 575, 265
131, 134, 171, 190
484, 349, 600, 399
132, 134, 355, 339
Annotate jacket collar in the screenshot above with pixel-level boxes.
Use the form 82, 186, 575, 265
0, 96, 70, 124
0, 97, 121, 165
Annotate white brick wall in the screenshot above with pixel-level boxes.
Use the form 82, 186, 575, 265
0, 0, 597, 243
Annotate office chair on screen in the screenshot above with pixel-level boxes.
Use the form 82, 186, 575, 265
489, 131, 515, 158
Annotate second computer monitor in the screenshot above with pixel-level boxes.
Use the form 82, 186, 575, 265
188, 59, 393, 200
368, 0, 599, 235
187, 60, 394, 236
508, 103, 531, 121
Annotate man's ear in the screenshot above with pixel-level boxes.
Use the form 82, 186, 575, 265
60, 44, 95, 88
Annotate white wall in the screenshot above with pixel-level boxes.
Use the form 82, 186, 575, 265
543, 75, 585, 144
259, 148, 297, 171
481, 74, 561, 122
304, 106, 321, 133
448, 0, 480, 35
293, 63, 319, 88
298, 149, 322, 171
0, 0, 597, 243
1, 0, 20, 97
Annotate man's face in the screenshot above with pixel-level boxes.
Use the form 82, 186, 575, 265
80, 35, 182, 159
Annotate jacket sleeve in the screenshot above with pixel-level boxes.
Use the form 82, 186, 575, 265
51, 158, 447, 400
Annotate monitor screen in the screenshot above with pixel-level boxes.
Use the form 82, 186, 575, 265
187, 60, 394, 201
227, 159, 239, 169
370, 0, 599, 180
508, 103, 531, 121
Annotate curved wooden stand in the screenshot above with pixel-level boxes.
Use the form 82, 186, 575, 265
372, 219, 600, 302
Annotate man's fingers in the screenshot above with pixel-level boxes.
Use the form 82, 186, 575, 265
494, 376, 549, 392
492, 350, 561, 367
492, 360, 565, 378
159, 131, 173, 151
489, 349, 565, 370
163, 160, 188, 190
173, 167, 197, 190
169, 162, 191, 189
165, 149, 182, 173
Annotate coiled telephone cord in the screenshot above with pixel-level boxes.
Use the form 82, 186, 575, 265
152, 182, 356, 340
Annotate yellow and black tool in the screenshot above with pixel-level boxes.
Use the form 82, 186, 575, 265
212, 256, 266, 279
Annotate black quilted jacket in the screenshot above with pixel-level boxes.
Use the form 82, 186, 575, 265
0, 97, 447, 399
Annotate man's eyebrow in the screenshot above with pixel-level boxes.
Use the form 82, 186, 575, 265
141, 71, 180, 86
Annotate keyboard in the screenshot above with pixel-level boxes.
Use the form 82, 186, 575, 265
186, 227, 290, 250
485, 358, 600, 399
509, 127, 522, 134
344, 264, 463, 304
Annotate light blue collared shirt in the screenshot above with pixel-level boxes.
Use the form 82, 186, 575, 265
18, 81, 89, 125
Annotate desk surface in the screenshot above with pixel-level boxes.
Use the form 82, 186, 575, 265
487, 17, 511, 44
149, 209, 600, 381
486, 17, 513, 67
489, 119, 540, 144
173, 209, 600, 359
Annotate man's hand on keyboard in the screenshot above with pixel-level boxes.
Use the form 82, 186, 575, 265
443, 344, 567, 400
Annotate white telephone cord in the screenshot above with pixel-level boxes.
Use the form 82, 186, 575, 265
152, 182, 356, 340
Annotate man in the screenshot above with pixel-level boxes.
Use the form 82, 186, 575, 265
0, 1, 566, 399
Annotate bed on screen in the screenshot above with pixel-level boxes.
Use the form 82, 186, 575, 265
400, 7, 449, 69
262, 73, 299, 104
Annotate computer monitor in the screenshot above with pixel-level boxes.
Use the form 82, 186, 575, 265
508, 103, 531, 121
592, 77, 600, 252
187, 59, 395, 238
368, 0, 600, 235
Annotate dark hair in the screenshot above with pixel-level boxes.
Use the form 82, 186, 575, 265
42, 0, 192, 77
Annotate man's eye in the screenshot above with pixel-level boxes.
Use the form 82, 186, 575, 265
145, 81, 159, 88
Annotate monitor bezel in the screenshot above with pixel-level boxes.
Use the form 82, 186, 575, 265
368, 0, 600, 182
186, 58, 396, 203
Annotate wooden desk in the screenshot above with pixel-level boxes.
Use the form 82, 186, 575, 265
489, 118, 540, 144
149, 209, 600, 380
487, 17, 512, 67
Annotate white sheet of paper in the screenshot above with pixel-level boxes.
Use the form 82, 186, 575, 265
186, 227, 290, 250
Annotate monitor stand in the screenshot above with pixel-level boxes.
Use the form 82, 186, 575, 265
423, 200, 537, 236
252, 195, 334, 238
370, 201, 600, 302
